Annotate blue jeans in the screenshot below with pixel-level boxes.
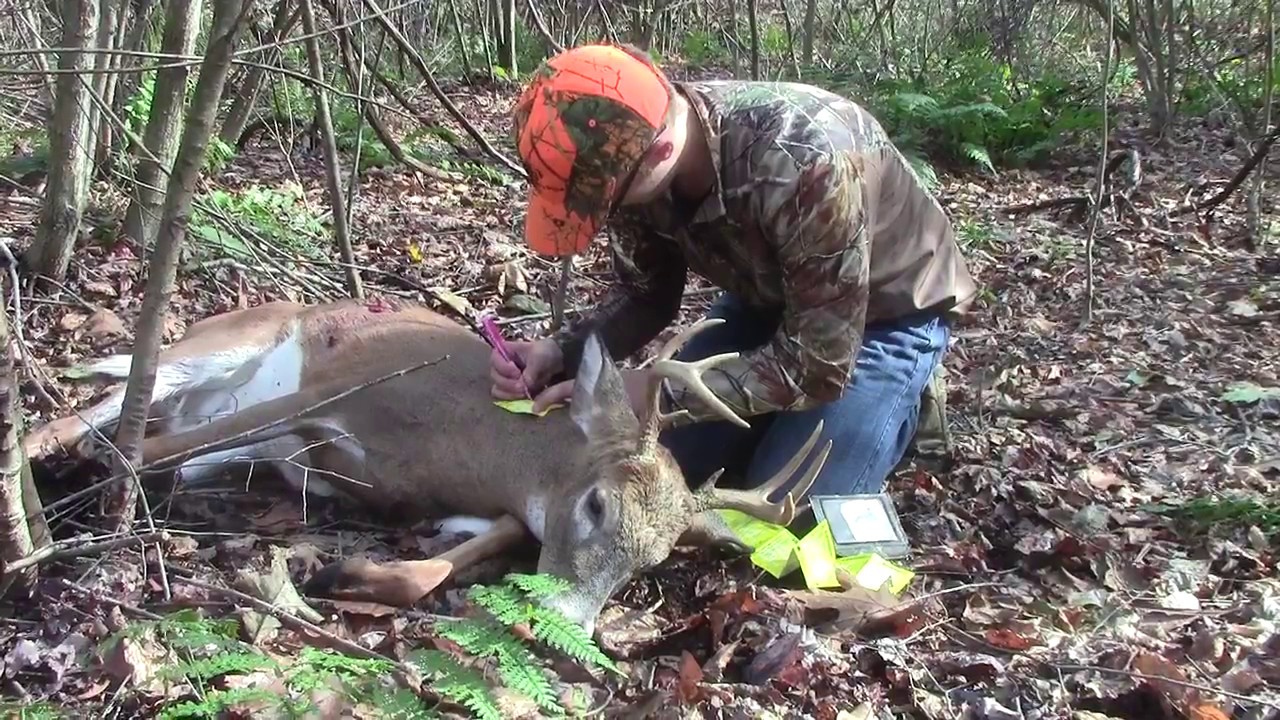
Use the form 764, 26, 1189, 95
660, 294, 951, 498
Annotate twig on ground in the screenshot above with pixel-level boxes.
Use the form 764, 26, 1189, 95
4, 530, 169, 574
53, 577, 164, 621
1172, 125, 1280, 217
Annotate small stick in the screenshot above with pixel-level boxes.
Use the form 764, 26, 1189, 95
53, 577, 164, 621
4, 530, 169, 574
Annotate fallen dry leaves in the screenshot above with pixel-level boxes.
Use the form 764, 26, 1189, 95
1, 74, 1277, 720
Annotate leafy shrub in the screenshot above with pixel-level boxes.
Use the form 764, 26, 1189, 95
189, 182, 326, 262
811, 45, 1101, 175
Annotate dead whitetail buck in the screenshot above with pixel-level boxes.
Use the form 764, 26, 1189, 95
27, 298, 830, 632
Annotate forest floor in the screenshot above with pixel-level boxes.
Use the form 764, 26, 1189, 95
1, 76, 1279, 720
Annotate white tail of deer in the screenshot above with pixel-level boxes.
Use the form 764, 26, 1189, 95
28, 297, 831, 633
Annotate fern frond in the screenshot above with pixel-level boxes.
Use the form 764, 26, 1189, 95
159, 652, 275, 683
156, 687, 279, 720
296, 646, 395, 677
962, 142, 996, 174
468, 584, 532, 626
890, 92, 941, 116
505, 572, 571, 599
408, 649, 504, 720
493, 644, 561, 713
529, 610, 621, 675
940, 101, 1008, 120
435, 616, 516, 657
368, 686, 440, 719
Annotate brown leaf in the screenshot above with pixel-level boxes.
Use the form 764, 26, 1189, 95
249, 502, 305, 532
677, 650, 702, 704
82, 309, 127, 342
789, 581, 905, 635
75, 280, 114, 298
700, 639, 740, 683
59, 312, 87, 331
742, 631, 802, 686
1187, 704, 1231, 720
594, 605, 670, 659
983, 626, 1037, 651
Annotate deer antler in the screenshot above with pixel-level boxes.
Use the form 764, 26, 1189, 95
692, 419, 833, 525
636, 318, 750, 457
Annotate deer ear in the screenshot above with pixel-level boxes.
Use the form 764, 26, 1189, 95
571, 332, 640, 439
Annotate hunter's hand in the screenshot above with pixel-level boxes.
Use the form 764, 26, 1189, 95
490, 339, 564, 400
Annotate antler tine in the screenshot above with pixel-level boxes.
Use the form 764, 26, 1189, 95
693, 420, 833, 526
651, 352, 750, 430
637, 319, 749, 456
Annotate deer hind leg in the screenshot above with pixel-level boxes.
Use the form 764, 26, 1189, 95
24, 358, 221, 461
27, 333, 304, 463
304, 514, 529, 606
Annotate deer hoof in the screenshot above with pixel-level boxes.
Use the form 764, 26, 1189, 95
305, 556, 451, 608
305, 557, 388, 603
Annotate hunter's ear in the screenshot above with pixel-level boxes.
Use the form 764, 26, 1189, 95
571, 333, 640, 439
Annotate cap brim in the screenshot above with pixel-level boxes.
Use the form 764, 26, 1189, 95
524, 189, 602, 257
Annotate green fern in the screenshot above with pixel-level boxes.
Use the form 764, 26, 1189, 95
528, 609, 621, 676
368, 685, 442, 719
468, 583, 530, 626
159, 652, 276, 683
156, 687, 279, 720
962, 142, 996, 174
438, 616, 559, 713
409, 649, 505, 720
505, 572, 572, 599
110, 573, 619, 720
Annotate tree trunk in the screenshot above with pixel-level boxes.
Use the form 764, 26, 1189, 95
219, 0, 301, 145
745, 0, 760, 79
300, 0, 363, 298
123, 0, 205, 247
87, 0, 125, 174
449, 0, 473, 74
800, 0, 817, 65
0, 277, 40, 599
1247, 0, 1275, 249
29, 0, 101, 285
778, 0, 801, 78
492, 0, 518, 75
103, 0, 253, 530
18, 6, 57, 107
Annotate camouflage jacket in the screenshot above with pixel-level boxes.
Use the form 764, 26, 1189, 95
551, 80, 978, 425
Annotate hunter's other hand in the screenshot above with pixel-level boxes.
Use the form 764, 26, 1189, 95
490, 339, 564, 400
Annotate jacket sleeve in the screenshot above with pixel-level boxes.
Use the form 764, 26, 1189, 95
552, 216, 688, 377
661, 151, 872, 424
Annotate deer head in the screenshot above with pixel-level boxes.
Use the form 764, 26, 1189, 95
535, 319, 831, 633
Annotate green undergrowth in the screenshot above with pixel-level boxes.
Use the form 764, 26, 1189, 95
187, 181, 327, 265
1148, 495, 1280, 543
82, 573, 618, 719
811, 51, 1103, 179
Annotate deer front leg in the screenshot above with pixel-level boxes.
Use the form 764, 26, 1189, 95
304, 514, 531, 606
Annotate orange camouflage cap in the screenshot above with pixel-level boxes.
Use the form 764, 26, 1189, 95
513, 44, 671, 256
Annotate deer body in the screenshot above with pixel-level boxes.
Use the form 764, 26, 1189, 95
28, 297, 830, 632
